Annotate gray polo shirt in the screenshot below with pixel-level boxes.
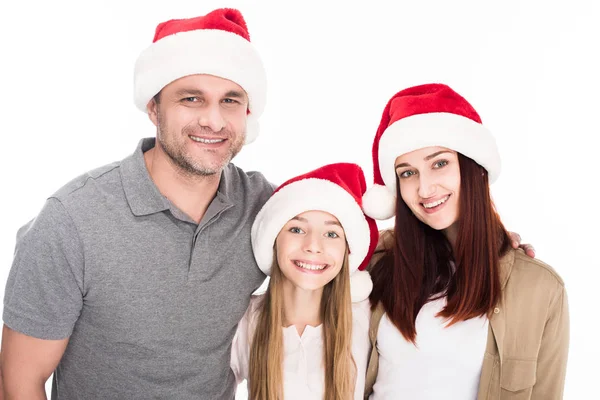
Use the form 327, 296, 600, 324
3, 138, 274, 399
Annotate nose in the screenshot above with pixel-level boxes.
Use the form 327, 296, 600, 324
417, 171, 437, 199
303, 231, 323, 254
197, 104, 226, 132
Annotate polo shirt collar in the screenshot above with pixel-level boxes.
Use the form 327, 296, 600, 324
120, 138, 234, 217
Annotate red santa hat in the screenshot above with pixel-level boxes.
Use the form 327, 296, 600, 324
133, 8, 266, 144
251, 163, 379, 302
363, 83, 501, 220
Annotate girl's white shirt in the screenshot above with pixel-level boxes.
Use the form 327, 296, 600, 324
371, 297, 489, 400
231, 294, 371, 400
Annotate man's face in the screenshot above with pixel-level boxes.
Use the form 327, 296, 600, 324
147, 74, 249, 176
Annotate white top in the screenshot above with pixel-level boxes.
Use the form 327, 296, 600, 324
371, 297, 489, 400
231, 294, 371, 400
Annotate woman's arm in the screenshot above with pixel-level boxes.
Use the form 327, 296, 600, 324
532, 285, 569, 398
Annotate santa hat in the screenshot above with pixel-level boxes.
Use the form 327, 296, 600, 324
134, 8, 266, 144
363, 83, 501, 220
251, 163, 379, 302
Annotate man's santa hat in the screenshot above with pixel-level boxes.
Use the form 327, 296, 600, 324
252, 163, 379, 302
134, 8, 266, 144
363, 83, 501, 220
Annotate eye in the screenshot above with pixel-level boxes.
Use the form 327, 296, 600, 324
433, 159, 449, 168
182, 97, 199, 102
289, 227, 304, 234
399, 170, 416, 178
222, 98, 240, 104
325, 231, 340, 239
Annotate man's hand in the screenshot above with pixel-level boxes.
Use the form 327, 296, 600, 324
508, 231, 535, 258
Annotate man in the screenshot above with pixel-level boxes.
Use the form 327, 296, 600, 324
1, 8, 272, 399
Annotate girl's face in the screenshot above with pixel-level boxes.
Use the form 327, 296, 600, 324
394, 146, 461, 234
275, 210, 347, 292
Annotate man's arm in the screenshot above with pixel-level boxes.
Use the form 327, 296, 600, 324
2, 198, 84, 400
0, 325, 68, 400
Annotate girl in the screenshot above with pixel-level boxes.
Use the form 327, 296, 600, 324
231, 163, 378, 400
362, 83, 569, 399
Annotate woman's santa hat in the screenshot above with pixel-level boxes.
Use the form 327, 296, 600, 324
363, 83, 501, 220
252, 163, 379, 302
134, 8, 266, 144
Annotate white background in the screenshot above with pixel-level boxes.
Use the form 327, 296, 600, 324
0, 0, 598, 398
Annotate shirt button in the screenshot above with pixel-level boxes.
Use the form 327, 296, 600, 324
494, 307, 500, 314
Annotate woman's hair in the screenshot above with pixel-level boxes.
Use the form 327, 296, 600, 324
249, 248, 356, 400
370, 153, 511, 343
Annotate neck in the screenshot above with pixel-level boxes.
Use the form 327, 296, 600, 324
443, 222, 459, 251
281, 280, 323, 336
144, 145, 221, 223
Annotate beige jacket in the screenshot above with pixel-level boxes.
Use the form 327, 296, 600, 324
365, 230, 569, 399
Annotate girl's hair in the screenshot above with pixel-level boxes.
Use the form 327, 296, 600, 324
370, 153, 511, 343
249, 248, 356, 400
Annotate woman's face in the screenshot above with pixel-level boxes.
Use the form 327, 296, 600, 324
275, 210, 347, 291
394, 146, 461, 233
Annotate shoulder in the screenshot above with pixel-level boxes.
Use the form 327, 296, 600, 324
248, 293, 266, 312
222, 163, 275, 203
50, 161, 121, 204
17, 158, 121, 239
378, 229, 395, 250
509, 248, 565, 289
242, 293, 266, 328
352, 299, 372, 327
367, 229, 395, 270
503, 248, 567, 312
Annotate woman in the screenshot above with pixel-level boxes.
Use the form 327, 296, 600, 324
362, 83, 569, 399
231, 163, 378, 400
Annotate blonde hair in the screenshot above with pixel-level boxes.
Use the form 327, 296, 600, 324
249, 249, 356, 400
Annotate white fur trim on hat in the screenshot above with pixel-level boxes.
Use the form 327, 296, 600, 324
350, 270, 373, 303
378, 112, 501, 196
251, 178, 371, 276
362, 183, 396, 220
134, 29, 267, 142
244, 114, 259, 144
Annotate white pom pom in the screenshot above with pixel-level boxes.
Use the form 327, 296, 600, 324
244, 114, 260, 145
362, 184, 396, 220
350, 270, 373, 303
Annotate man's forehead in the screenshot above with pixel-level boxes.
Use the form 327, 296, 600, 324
166, 74, 247, 96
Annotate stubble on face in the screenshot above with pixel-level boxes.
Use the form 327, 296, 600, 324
155, 106, 245, 177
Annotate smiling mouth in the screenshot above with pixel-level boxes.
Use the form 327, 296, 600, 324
189, 135, 226, 144
293, 260, 329, 271
422, 195, 450, 209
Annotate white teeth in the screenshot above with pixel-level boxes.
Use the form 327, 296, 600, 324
294, 261, 327, 271
189, 136, 224, 144
423, 195, 449, 209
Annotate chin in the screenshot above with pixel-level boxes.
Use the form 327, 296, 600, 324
423, 218, 455, 232
295, 281, 328, 291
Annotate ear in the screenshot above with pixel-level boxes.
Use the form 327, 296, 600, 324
147, 98, 159, 127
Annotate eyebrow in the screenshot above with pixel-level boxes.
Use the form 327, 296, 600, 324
175, 89, 204, 98
224, 90, 247, 100
395, 150, 452, 170
291, 216, 342, 227
173, 89, 247, 100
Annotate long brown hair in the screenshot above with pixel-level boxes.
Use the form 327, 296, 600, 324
249, 249, 356, 400
370, 154, 511, 343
